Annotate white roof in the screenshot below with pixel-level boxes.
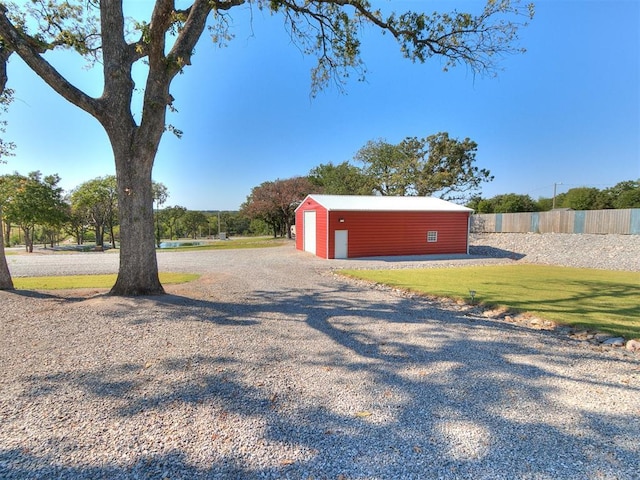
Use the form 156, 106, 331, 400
299, 194, 473, 212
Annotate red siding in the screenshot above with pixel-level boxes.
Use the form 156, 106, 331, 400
295, 209, 304, 251
327, 211, 469, 258
295, 198, 329, 258
316, 208, 328, 258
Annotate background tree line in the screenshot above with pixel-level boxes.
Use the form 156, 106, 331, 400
3, 167, 636, 253
241, 132, 494, 236
468, 180, 640, 213
0, 171, 260, 251
241, 131, 639, 232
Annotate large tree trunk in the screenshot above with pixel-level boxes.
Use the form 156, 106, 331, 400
109, 148, 164, 296
0, 208, 14, 290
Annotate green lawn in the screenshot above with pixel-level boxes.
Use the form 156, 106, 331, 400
158, 237, 288, 251
13, 273, 200, 290
339, 265, 640, 339
4, 237, 288, 254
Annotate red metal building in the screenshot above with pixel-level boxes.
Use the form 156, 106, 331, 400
294, 194, 473, 259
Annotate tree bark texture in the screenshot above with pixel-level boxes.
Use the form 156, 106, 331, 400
109, 147, 164, 295
0, 1, 212, 295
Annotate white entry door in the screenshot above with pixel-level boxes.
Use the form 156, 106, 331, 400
334, 230, 348, 259
303, 211, 316, 254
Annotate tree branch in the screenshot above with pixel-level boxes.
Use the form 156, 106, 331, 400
0, 3, 101, 118
168, 0, 244, 71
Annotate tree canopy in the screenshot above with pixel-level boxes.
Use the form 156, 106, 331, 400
0, 0, 533, 294
241, 177, 317, 238
470, 193, 538, 213
2, 171, 68, 252
310, 133, 493, 202
308, 161, 373, 196
470, 179, 640, 213
70, 176, 119, 249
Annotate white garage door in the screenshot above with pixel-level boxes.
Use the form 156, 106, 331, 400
303, 211, 316, 254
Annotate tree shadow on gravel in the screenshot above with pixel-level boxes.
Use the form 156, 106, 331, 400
3, 282, 639, 479
4, 288, 92, 302
468, 244, 526, 260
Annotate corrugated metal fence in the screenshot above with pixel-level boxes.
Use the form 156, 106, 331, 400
471, 209, 640, 235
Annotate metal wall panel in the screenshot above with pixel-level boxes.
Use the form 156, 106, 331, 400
631, 209, 640, 234
584, 209, 631, 234
470, 209, 640, 235
327, 211, 470, 258
295, 197, 329, 258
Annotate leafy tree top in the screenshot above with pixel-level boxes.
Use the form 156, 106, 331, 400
0, 1, 534, 106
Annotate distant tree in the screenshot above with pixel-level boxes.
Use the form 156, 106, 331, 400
41, 201, 70, 248
0, 1, 533, 295
601, 179, 640, 209
308, 161, 373, 195
70, 176, 119, 249
465, 195, 483, 212
65, 206, 90, 245
355, 133, 493, 202
561, 187, 600, 210
158, 206, 187, 241
182, 211, 208, 239
355, 139, 413, 196
592, 190, 614, 210
235, 215, 251, 236
471, 181, 640, 215
535, 197, 553, 211
3, 172, 68, 253
476, 198, 495, 213
152, 181, 169, 247
492, 193, 538, 213
248, 218, 270, 236
552, 192, 567, 210
219, 211, 250, 236
242, 177, 316, 238
615, 188, 640, 209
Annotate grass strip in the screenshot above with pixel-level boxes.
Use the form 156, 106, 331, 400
157, 237, 288, 251
13, 272, 200, 290
339, 264, 640, 339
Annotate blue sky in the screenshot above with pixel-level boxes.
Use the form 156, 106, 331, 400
1, 0, 638, 210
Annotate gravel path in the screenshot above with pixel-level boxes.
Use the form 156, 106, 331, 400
1, 236, 639, 479
469, 233, 640, 272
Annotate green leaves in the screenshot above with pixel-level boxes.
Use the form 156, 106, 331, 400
2, 170, 68, 251
19, 0, 100, 56
309, 161, 373, 195
264, 0, 532, 93
353, 132, 492, 202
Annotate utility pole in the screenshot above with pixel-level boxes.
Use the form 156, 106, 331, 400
552, 182, 563, 209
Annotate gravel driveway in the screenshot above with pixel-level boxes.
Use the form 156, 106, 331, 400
1, 243, 639, 479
